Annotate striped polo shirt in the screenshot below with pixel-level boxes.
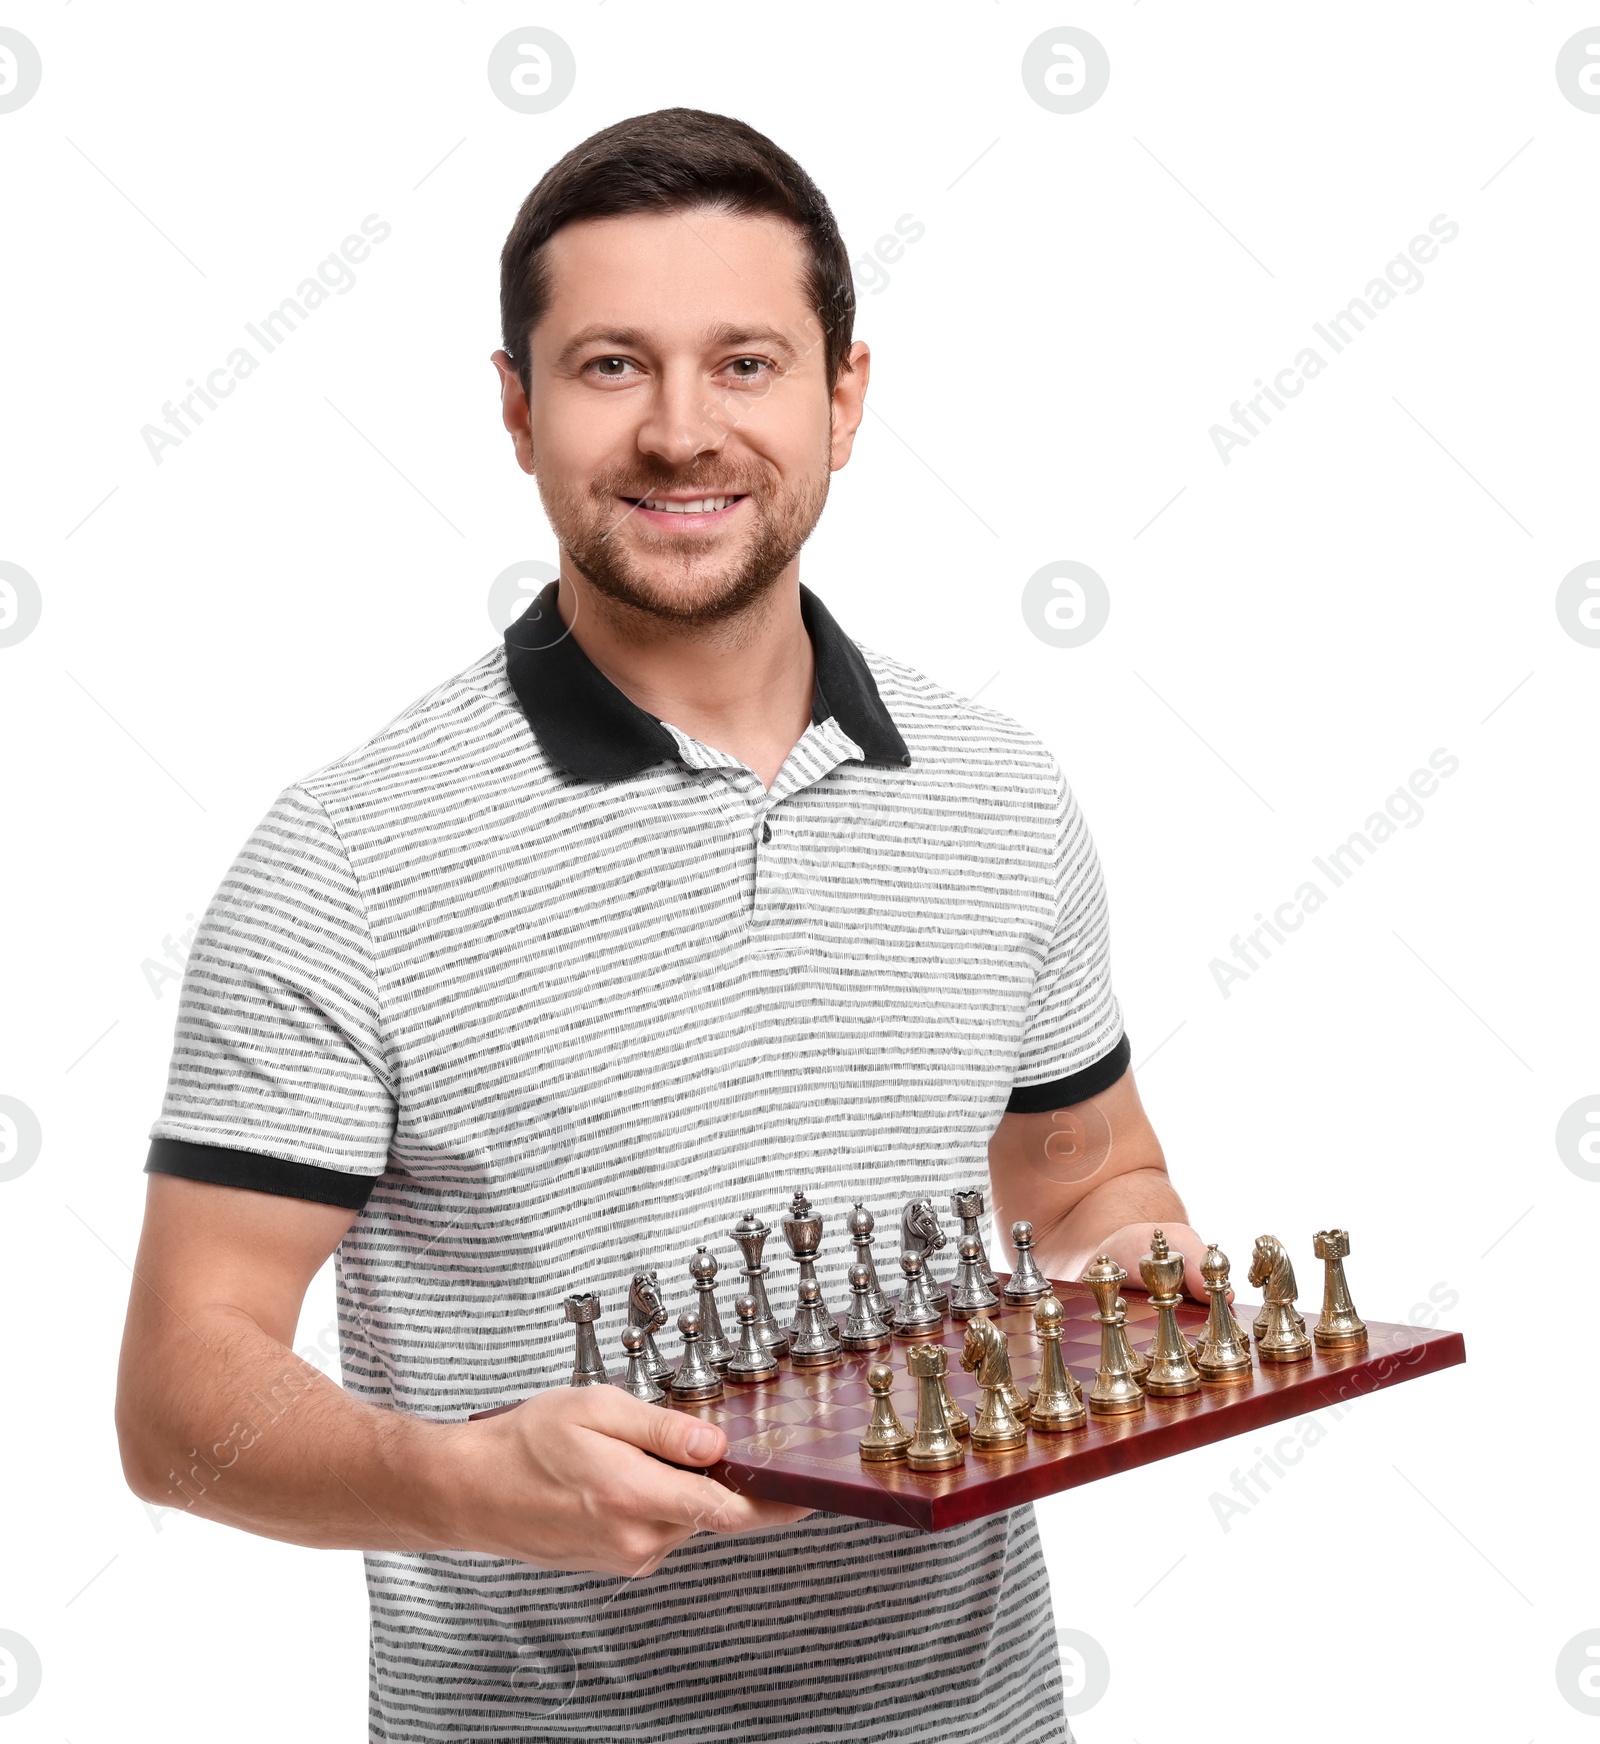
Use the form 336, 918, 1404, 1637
146, 582, 1129, 1744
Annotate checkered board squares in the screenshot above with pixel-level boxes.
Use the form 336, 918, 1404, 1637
676, 1276, 1464, 1532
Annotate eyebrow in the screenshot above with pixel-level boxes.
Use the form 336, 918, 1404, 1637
553, 322, 805, 369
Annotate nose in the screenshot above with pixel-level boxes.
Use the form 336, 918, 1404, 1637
634, 360, 730, 470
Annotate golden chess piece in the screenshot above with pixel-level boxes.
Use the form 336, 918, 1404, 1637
1247, 1233, 1312, 1363
905, 1343, 966, 1471
1193, 1245, 1253, 1382
858, 1362, 913, 1462
961, 1314, 1030, 1451
1312, 1228, 1368, 1350
1137, 1229, 1202, 1396
1028, 1295, 1087, 1431
1116, 1295, 1150, 1381
938, 1366, 971, 1441
1081, 1254, 1147, 1415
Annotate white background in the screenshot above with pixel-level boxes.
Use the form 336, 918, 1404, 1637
2, 3, 1596, 1738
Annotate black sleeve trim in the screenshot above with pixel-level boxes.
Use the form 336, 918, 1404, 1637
145, 1138, 378, 1210
1005, 1033, 1131, 1114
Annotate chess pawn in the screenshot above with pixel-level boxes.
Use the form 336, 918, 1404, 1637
730, 1211, 791, 1357
724, 1293, 780, 1384
846, 1203, 894, 1325
905, 1342, 966, 1472
782, 1189, 838, 1336
1002, 1221, 1051, 1305
1137, 1229, 1202, 1397
564, 1293, 610, 1387
1312, 1228, 1368, 1350
1116, 1296, 1150, 1380
858, 1362, 913, 1462
891, 1250, 944, 1339
626, 1270, 677, 1385
1028, 1295, 1087, 1431
789, 1278, 844, 1368
840, 1262, 892, 1351
1247, 1234, 1312, 1363
690, 1246, 733, 1369
949, 1234, 1000, 1318
1193, 1245, 1253, 1382
1081, 1254, 1146, 1416
669, 1309, 724, 1402
950, 1186, 999, 1289
619, 1323, 667, 1404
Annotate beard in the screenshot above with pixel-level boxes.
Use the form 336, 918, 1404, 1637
536, 450, 831, 628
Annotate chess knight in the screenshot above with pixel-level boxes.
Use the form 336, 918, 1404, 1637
1247, 1234, 1312, 1363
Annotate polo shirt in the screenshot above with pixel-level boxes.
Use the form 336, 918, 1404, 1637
146, 581, 1130, 1744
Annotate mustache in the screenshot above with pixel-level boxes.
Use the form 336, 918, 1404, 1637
591, 469, 765, 500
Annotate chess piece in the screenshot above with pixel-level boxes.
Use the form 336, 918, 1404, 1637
1116, 1296, 1150, 1380
939, 1367, 971, 1440
950, 1186, 999, 1288
619, 1323, 667, 1403
890, 1250, 944, 1339
1247, 1234, 1312, 1363
840, 1261, 892, 1351
858, 1362, 913, 1461
1028, 1295, 1087, 1431
1002, 1220, 1051, 1305
724, 1293, 780, 1383
905, 1343, 966, 1471
1081, 1254, 1146, 1415
949, 1234, 1000, 1318
626, 1270, 676, 1384
1193, 1245, 1253, 1382
730, 1211, 791, 1357
846, 1203, 894, 1325
564, 1293, 609, 1386
782, 1189, 838, 1335
960, 1313, 1030, 1451
900, 1198, 950, 1311
668, 1308, 724, 1401
789, 1277, 843, 1368
1312, 1228, 1368, 1350
1138, 1230, 1202, 1397
689, 1246, 733, 1369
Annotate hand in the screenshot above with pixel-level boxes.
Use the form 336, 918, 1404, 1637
1084, 1222, 1220, 1303
437, 1386, 812, 1578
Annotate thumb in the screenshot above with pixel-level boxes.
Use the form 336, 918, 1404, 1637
630, 1401, 727, 1468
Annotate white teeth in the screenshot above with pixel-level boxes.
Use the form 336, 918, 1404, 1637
640, 496, 738, 514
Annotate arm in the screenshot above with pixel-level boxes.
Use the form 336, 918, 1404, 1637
115, 1175, 807, 1577
987, 1069, 1213, 1300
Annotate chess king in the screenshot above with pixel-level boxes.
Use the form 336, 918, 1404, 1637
116, 108, 1219, 1744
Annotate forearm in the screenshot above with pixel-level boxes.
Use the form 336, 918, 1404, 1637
116, 1303, 461, 1553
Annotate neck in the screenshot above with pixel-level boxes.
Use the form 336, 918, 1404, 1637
555, 563, 814, 789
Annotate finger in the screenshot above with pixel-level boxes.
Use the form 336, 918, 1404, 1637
566, 1386, 728, 1467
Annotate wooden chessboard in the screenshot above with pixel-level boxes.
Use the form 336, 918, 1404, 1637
667, 1276, 1466, 1532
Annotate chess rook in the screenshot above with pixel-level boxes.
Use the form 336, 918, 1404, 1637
1193, 1245, 1253, 1382
840, 1261, 892, 1351
1312, 1228, 1368, 1350
949, 1233, 1000, 1318
890, 1250, 944, 1339
619, 1323, 667, 1403
905, 1342, 966, 1471
782, 1189, 838, 1336
724, 1293, 780, 1383
1028, 1295, 1087, 1431
626, 1270, 676, 1384
846, 1202, 894, 1326
1081, 1254, 1147, 1415
1137, 1229, 1201, 1396
1002, 1220, 1050, 1304
1248, 1234, 1312, 1363
668, 1308, 724, 1401
690, 1246, 733, 1369
857, 1362, 913, 1461
564, 1292, 609, 1387
789, 1277, 843, 1367
730, 1211, 791, 1357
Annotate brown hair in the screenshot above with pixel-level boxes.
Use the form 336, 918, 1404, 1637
499, 107, 855, 391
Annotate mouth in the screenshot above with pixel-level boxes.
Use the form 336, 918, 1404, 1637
621, 492, 749, 529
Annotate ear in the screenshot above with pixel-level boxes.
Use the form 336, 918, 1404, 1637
828, 341, 871, 471
491, 349, 536, 475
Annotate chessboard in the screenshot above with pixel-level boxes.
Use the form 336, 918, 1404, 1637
665, 1274, 1465, 1532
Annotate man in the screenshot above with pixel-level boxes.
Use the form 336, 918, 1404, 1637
117, 109, 1212, 1743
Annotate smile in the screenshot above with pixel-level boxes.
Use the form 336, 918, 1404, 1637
623, 493, 748, 527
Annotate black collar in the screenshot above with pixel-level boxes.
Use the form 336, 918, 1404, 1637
504, 583, 911, 781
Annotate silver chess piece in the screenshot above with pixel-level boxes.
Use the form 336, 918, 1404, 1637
1312, 1228, 1368, 1350
949, 1234, 1000, 1318
781, 1189, 837, 1335
724, 1294, 780, 1383
668, 1308, 724, 1402
690, 1246, 733, 1369
1248, 1234, 1312, 1363
840, 1261, 891, 1351
619, 1323, 667, 1403
891, 1249, 944, 1339
789, 1277, 843, 1367
950, 1186, 999, 1288
1002, 1220, 1051, 1305
626, 1270, 676, 1384
846, 1202, 894, 1325
900, 1198, 950, 1312
564, 1293, 609, 1387
730, 1211, 791, 1357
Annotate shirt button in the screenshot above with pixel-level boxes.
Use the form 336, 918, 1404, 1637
761, 821, 772, 843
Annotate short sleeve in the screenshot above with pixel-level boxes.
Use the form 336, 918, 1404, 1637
145, 784, 395, 1207
1005, 765, 1129, 1112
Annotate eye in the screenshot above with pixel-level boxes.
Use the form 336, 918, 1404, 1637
723, 356, 774, 382
585, 356, 639, 380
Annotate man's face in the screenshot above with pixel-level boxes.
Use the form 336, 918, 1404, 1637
497, 207, 867, 626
